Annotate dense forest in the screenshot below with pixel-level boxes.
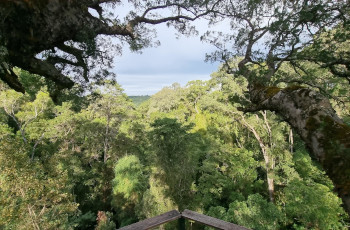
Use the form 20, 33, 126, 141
0, 64, 349, 229
1, 0, 350, 229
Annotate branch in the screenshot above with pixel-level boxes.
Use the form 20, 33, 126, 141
0, 63, 25, 93
131, 11, 210, 26
261, 110, 272, 147
328, 65, 350, 83
56, 44, 89, 81
95, 2, 215, 39
31, 133, 45, 161
278, 78, 347, 107
47, 56, 78, 67
21, 104, 45, 133
237, 104, 266, 114
25, 57, 74, 89
96, 23, 136, 38
88, 0, 118, 7
235, 114, 269, 165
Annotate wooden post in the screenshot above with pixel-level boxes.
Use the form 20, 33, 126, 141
178, 217, 185, 230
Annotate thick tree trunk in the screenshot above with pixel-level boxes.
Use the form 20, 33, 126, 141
246, 85, 350, 214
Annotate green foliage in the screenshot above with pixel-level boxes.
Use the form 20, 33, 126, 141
293, 150, 334, 188
136, 169, 177, 218
113, 155, 147, 200
149, 118, 205, 210
228, 194, 284, 230
71, 211, 96, 229
205, 195, 285, 230
282, 180, 346, 229
0, 139, 78, 229
0, 67, 348, 229
15, 69, 46, 100
197, 146, 259, 208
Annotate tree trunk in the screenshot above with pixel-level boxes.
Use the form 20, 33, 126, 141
289, 128, 294, 154
103, 117, 110, 164
267, 175, 275, 203
240, 115, 275, 202
246, 85, 350, 214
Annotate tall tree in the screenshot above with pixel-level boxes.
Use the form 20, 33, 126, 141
149, 118, 204, 211
204, 0, 350, 214
195, 66, 348, 229
239, 112, 276, 203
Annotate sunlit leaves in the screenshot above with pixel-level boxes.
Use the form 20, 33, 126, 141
282, 180, 346, 229
228, 194, 284, 230
150, 118, 204, 210
0, 140, 78, 229
113, 155, 147, 200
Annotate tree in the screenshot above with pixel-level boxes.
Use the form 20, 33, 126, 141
149, 118, 205, 210
85, 82, 134, 163
0, 0, 217, 96
112, 155, 147, 227
0, 88, 54, 159
238, 112, 276, 203
282, 179, 346, 229
192, 70, 348, 228
0, 141, 79, 229
185, 80, 209, 114
227, 194, 284, 230
63, 82, 135, 221
0, 90, 78, 229
203, 0, 350, 214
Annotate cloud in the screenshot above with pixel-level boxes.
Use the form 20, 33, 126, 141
112, 18, 224, 95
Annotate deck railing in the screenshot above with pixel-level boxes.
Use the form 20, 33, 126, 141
118, 209, 250, 230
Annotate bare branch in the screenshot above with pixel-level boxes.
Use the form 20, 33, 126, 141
56, 44, 89, 81
31, 133, 45, 161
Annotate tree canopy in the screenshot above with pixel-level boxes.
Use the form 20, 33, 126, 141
0, 63, 349, 229
0, 0, 217, 95
201, 0, 350, 214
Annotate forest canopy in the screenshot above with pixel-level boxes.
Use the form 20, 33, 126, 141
0, 67, 349, 229
0, 0, 350, 229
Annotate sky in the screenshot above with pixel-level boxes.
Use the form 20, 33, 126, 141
113, 22, 220, 96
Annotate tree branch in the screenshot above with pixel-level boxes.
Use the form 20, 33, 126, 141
24, 57, 74, 89
56, 44, 89, 82
31, 132, 45, 161
0, 63, 25, 93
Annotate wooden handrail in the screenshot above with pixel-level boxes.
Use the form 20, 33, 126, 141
118, 210, 181, 230
117, 209, 250, 230
181, 209, 250, 230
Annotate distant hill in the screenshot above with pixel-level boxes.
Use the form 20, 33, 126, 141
129, 95, 151, 106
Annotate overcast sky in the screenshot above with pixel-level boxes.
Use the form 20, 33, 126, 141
113, 22, 220, 96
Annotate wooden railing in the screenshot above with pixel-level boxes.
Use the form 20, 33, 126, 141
118, 209, 250, 230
